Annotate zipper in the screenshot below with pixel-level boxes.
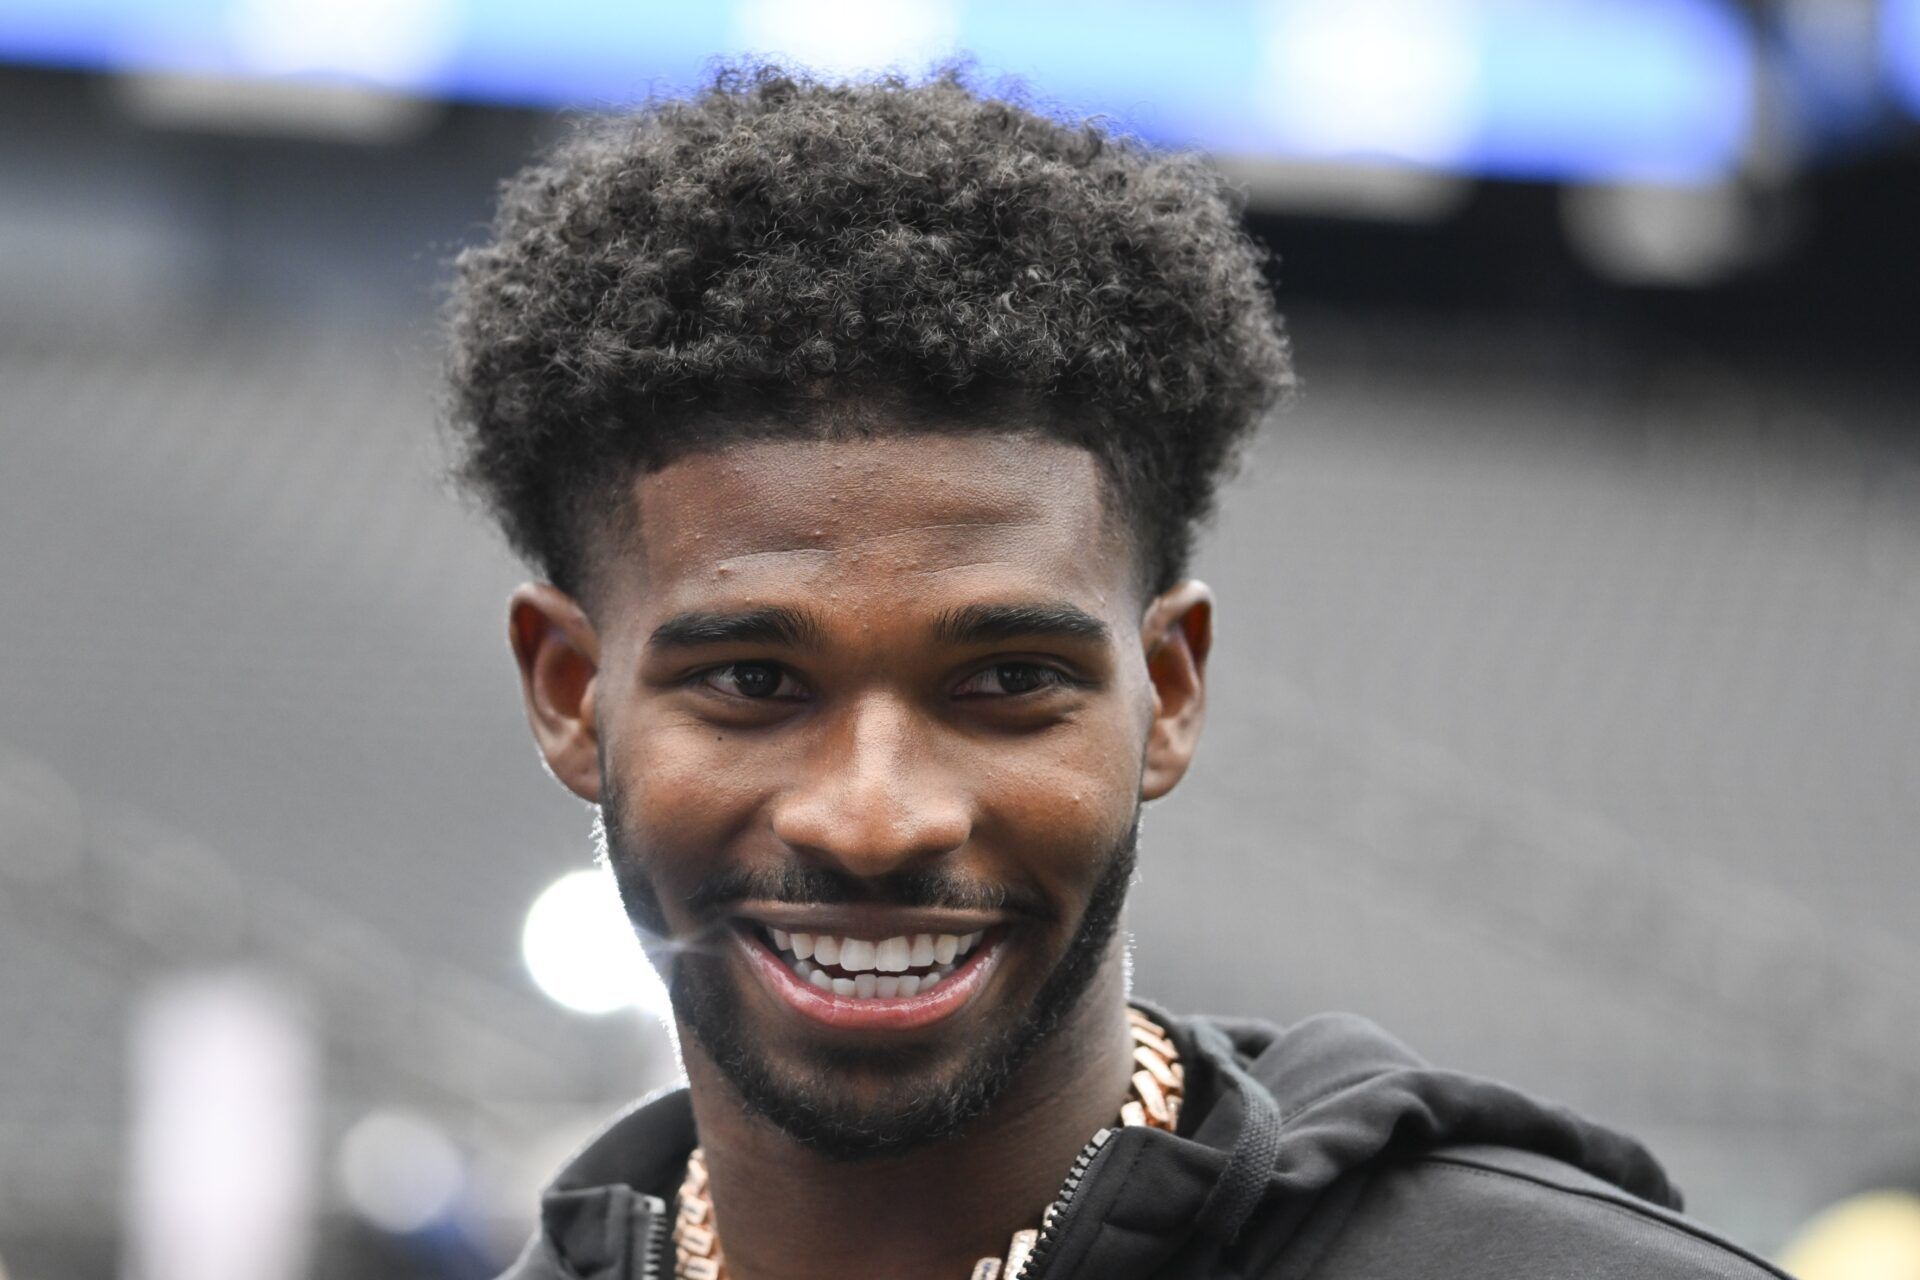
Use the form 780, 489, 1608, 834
639, 1132, 1120, 1280
638, 1192, 670, 1280
1012, 1126, 1117, 1280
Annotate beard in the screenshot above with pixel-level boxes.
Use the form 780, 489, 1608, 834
598, 776, 1138, 1161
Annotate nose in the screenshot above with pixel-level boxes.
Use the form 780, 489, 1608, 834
769, 692, 972, 880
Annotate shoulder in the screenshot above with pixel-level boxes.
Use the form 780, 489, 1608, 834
1303, 1144, 1791, 1279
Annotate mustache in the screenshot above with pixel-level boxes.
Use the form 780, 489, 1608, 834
682, 863, 1057, 924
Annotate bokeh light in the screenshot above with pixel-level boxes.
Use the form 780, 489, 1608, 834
521, 868, 671, 1019
336, 1110, 463, 1235
1776, 1190, 1920, 1280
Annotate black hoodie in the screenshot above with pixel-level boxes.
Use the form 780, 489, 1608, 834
499, 1007, 1793, 1279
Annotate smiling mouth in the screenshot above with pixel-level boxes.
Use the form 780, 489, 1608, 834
757, 926, 988, 999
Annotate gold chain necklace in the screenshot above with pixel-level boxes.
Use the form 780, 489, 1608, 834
672, 1008, 1183, 1280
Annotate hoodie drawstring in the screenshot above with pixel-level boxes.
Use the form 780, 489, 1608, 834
1190, 1021, 1284, 1245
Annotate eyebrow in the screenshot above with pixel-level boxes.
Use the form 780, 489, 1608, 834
932, 602, 1111, 647
647, 605, 823, 652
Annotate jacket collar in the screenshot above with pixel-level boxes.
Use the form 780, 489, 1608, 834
521, 1006, 1677, 1279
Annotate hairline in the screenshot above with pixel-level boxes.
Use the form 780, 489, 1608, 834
563, 416, 1160, 620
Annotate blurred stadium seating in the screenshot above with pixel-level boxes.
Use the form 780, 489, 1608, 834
1, 5, 1917, 1275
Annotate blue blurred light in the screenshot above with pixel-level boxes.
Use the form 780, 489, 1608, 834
1774, 0, 1885, 143
1889, 0, 1920, 115
1469, 0, 1751, 181
0, 0, 1756, 182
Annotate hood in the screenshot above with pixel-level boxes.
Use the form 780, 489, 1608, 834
502, 1007, 1679, 1279
1031, 1006, 1680, 1277
1199, 1008, 1678, 1213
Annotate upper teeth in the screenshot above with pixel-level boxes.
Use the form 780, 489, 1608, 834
767, 928, 983, 973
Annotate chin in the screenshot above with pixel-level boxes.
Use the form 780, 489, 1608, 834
673, 941, 1060, 1159
608, 803, 1141, 1156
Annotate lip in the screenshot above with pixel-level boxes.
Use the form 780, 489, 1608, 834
736, 923, 1004, 1032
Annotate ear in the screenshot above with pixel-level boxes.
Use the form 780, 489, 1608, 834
1139, 580, 1213, 802
508, 583, 603, 803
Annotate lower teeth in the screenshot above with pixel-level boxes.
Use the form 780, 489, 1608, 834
793, 957, 954, 998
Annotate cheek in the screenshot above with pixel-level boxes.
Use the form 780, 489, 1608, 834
607, 725, 770, 883
973, 720, 1143, 888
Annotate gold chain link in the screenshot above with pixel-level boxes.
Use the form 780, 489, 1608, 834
673, 1009, 1183, 1280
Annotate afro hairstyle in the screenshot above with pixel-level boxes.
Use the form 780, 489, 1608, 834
444, 63, 1293, 601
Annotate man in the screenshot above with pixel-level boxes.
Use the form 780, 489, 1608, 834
447, 65, 1789, 1280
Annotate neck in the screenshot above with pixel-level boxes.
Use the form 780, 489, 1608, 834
681, 954, 1135, 1280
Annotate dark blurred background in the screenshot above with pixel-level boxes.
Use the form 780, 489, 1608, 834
2, 2, 1917, 1277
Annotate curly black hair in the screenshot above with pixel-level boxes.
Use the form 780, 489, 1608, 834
445, 63, 1293, 601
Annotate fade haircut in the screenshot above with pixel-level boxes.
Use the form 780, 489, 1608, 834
445, 63, 1293, 601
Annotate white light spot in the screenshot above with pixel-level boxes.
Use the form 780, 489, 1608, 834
336, 1110, 461, 1235
522, 868, 671, 1018
732, 0, 958, 79
227, 0, 457, 86
1259, 0, 1482, 167
1561, 180, 1757, 286
126, 972, 316, 1280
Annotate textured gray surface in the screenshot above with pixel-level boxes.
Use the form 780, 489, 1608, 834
1, 319, 1915, 1260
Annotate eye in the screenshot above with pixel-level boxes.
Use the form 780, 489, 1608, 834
699, 662, 805, 700
953, 662, 1075, 698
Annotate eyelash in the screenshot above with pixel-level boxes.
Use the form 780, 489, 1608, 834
692, 660, 1083, 702
696, 662, 806, 701
950, 662, 1080, 698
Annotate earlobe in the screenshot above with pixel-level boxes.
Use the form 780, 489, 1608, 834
508, 583, 604, 803
1139, 581, 1213, 802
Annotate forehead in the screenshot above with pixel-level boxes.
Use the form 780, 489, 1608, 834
611, 433, 1133, 621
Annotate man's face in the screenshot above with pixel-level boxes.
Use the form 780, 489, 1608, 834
520, 430, 1206, 1156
